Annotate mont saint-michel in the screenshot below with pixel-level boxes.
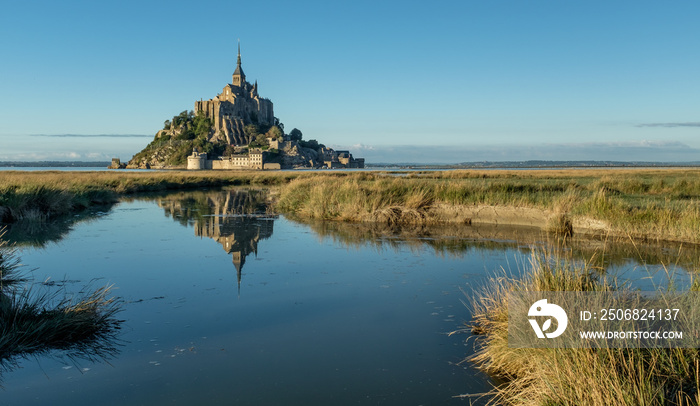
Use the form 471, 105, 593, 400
127, 44, 363, 170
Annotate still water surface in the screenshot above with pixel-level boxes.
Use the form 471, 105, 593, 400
1, 189, 694, 405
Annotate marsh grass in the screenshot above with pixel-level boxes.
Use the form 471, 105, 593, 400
277, 175, 437, 223
277, 169, 700, 244
0, 237, 25, 289
467, 250, 700, 405
0, 231, 122, 371
0, 285, 121, 365
3, 168, 700, 243
0, 170, 308, 223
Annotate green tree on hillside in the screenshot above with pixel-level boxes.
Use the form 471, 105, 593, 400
266, 126, 283, 141
193, 111, 212, 139
274, 118, 284, 132
244, 124, 260, 142
290, 128, 303, 141
249, 133, 269, 149
300, 139, 321, 150
172, 110, 193, 127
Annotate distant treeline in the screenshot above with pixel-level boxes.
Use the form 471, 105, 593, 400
0, 161, 110, 167
367, 160, 700, 169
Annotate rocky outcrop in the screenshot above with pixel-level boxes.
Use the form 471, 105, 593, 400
127, 144, 176, 169
127, 132, 191, 169
126, 116, 201, 169
108, 158, 127, 169
278, 143, 322, 168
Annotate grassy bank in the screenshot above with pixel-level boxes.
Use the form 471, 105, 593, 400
0, 170, 305, 223
2, 169, 700, 243
468, 251, 699, 405
277, 169, 700, 243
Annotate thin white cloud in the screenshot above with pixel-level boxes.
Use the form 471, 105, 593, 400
541, 140, 689, 149
85, 152, 110, 160
637, 122, 700, 128
29, 134, 152, 138
0, 152, 79, 161
331, 143, 375, 152
0, 133, 146, 161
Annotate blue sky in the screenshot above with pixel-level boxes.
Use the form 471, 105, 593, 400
1, 1, 700, 163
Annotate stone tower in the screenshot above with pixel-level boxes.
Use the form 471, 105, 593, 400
232, 42, 245, 87
187, 149, 207, 170
194, 41, 275, 146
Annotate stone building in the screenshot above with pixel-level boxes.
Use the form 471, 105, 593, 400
194, 43, 274, 146
329, 150, 365, 169
187, 149, 208, 170
187, 148, 265, 170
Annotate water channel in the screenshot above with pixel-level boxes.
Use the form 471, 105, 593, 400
1, 188, 696, 405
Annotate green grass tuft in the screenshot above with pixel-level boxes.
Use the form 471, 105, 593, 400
0, 230, 122, 371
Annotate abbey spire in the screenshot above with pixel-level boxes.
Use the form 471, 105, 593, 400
232, 41, 246, 87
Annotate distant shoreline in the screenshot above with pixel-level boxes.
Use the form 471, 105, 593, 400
367, 160, 700, 169
3, 160, 699, 170
0, 161, 110, 168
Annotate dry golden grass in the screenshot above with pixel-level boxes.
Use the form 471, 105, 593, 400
0, 170, 308, 222
277, 169, 700, 244
467, 250, 700, 405
2, 168, 700, 243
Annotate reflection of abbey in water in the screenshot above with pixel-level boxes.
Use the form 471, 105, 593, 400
195, 208, 274, 280
158, 190, 275, 288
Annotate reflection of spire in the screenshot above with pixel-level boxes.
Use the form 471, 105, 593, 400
232, 251, 244, 297
232, 251, 244, 274
160, 189, 276, 295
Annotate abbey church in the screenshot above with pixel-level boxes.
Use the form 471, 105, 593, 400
194, 44, 275, 146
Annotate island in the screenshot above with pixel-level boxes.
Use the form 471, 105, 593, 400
127, 43, 363, 170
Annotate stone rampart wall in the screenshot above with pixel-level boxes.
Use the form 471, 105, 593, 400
211, 159, 255, 170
